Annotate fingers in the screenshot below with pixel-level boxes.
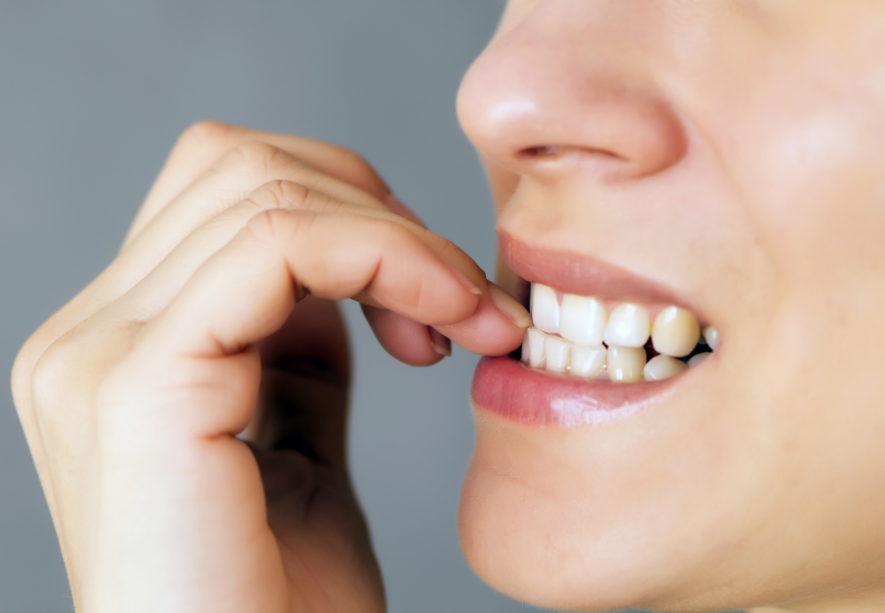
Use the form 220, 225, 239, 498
126, 121, 391, 246
114, 179, 527, 362
110, 181, 467, 318
26, 116, 525, 389
132, 207, 480, 436
122, 142, 393, 282
361, 305, 449, 367
32, 139, 406, 362
138, 205, 481, 397
248, 296, 352, 459
435, 282, 531, 356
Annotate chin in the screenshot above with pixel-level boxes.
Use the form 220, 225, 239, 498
458, 359, 761, 613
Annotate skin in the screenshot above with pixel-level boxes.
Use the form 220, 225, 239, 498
11, 124, 529, 613
11, 1, 885, 612
459, 1, 885, 612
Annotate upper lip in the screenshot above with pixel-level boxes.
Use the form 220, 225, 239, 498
499, 229, 696, 309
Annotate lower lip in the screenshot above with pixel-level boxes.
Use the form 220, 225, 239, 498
471, 357, 677, 428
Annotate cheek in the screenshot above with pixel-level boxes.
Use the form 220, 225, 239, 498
714, 45, 885, 299
754, 110, 885, 285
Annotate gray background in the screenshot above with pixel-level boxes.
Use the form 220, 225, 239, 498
0, 2, 733, 612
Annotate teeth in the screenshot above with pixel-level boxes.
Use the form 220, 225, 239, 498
604, 303, 651, 348
688, 352, 711, 367
702, 326, 720, 351
643, 355, 688, 381
525, 283, 717, 383
652, 307, 700, 358
521, 329, 531, 364
607, 346, 647, 383
560, 295, 608, 346
544, 335, 572, 374
531, 283, 561, 334
571, 345, 607, 379
521, 327, 548, 369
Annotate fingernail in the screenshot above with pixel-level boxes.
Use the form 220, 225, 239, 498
429, 327, 452, 357
488, 282, 532, 328
446, 265, 482, 295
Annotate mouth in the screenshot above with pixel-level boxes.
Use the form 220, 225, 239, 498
471, 233, 719, 427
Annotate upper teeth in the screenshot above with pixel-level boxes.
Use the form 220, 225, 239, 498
652, 306, 701, 358
523, 283, 717, 383
604, 303, 652, 348
560, 294, 607, 346
530, 283, 561, 335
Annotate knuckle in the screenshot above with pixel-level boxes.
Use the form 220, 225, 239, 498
174, 120, 235, 156
228, 141, 287, 174
210, 141, 307, 190
28, 325, 141, 437
434, 233, 462, 260
249, 180, 311, 211
334, 148, 388, 193
243, 208, 294, 244
335, 147, 374, 176
28, 333, 91, 431
242, 206, 320, 248
11, 332, 45, 416
11, 319, 76, 420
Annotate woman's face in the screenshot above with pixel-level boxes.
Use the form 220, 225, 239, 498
456, 1, 885, 611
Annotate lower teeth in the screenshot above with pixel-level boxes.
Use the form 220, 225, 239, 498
520, 326, 714, 383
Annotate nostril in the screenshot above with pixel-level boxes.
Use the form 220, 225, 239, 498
516, 145, 637, 180
516, 145, 630, 162
521, 145, 560, 158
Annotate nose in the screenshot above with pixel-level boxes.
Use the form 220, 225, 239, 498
457, 1, 687, 182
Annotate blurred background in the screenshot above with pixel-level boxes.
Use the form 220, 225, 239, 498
0, 2, 731, 612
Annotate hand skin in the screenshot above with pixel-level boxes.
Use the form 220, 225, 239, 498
11, 121, 529, 613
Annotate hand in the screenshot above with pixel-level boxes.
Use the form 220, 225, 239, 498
11, 122, 529, 613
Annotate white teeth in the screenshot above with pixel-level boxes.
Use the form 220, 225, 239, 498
571, 345, 607, 379
643, 355, 688, 381
521, 330, 532, 365
607, 346, 647, 383
524, 327, 547, 369
652, 307, 701, 358
544, 335, 572, 374
531, 283, 561, 334
702, 326, 720, 351
604, 303, 651, 348
525, 283, 715, 383
688, 352, 711, 367
560, 295, 607, 346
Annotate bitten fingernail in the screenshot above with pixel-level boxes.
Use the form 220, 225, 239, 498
430, 327, 452, 357
488, 282, 532, 328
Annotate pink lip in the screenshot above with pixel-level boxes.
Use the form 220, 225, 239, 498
472, 357, 677, 427
500, 230, 688, 306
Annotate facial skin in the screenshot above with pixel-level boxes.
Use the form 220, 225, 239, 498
14, 2, 885, 612
457, 1, 885, 612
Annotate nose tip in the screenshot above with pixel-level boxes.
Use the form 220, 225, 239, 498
457, 13, 688, 182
